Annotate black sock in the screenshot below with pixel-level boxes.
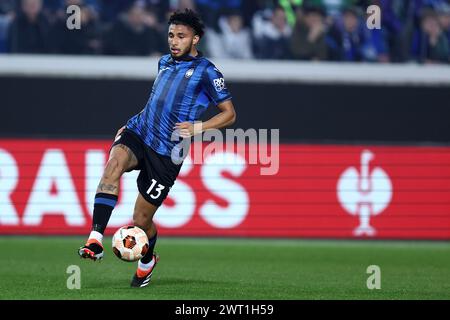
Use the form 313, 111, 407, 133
141, 233, 157, 264
92, 193, 118, 234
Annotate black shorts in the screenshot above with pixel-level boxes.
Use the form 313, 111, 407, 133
111, 129, 182, 207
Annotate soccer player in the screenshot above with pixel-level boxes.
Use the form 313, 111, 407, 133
78, 9, 236, 288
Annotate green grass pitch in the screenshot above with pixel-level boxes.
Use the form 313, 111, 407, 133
0, 236, 449, 300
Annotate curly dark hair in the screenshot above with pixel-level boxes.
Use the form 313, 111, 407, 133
168, 8, 205, 38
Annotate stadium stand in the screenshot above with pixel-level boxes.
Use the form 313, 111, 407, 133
0, 0, 448, 63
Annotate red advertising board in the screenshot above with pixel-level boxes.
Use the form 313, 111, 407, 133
0, 139, 449, 239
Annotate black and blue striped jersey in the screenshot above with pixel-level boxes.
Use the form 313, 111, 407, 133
126, 52, 232, 157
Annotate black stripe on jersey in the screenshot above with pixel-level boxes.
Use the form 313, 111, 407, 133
185, 66, 209, 123
142, 68, 178, 145
149, 69, 182, 150
170, 60, 205, 124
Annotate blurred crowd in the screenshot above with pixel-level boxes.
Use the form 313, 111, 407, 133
0, 0, 449, 64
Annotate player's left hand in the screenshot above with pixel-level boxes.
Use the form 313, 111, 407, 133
174, 122, 202, 138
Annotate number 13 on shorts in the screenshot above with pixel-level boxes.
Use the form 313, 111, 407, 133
146, 179, 165, 199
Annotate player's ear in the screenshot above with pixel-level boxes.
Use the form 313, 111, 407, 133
193, 34, 200, 46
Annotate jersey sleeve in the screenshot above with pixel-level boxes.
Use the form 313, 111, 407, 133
202, 64, 232, 105
157, 56, 163, 72
157, 55, 169, 72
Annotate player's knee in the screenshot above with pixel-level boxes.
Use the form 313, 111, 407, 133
103, 157, 125, 181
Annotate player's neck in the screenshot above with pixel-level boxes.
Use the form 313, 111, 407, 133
189, 47, 199, 58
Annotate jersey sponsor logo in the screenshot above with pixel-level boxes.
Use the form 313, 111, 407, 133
213, 77, 226, 92
185, 68, 194, 78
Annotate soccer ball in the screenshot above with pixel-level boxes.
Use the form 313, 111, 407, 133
112, 225, 149, 262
